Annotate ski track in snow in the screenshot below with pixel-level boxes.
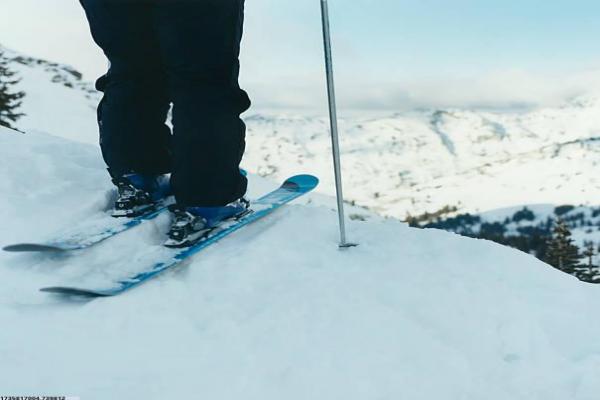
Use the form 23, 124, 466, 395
1, 127, 600, 399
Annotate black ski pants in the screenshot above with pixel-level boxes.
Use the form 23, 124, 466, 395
79, 0, 250, 207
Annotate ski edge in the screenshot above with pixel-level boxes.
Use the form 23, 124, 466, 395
40, 286, 114, 297
3, 243, 74, 253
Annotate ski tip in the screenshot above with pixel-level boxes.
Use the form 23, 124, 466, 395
40, 286, 114, 297
3, 243, 68, 253
283, 174, 319, 191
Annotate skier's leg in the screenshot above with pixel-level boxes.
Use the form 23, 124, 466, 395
79, 0, 172, 178
154, 0, 250, 207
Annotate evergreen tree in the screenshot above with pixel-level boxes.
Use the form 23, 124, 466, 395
582, 241, 595, 268
581, 241, 597, 280
0, 49, 25, 129
545, 219, 580, 273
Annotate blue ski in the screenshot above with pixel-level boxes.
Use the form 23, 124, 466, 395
3, 203, 171, 253
40, 174, 318, 297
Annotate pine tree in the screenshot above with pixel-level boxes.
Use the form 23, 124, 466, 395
545, 219, 581, 273
582, 241, 595, 268
0, 49, 25, 129
581, 241, 597, 280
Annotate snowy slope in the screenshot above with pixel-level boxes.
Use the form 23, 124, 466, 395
5, 43, 600, 220
415, 204, 600, 282
241, 107, 600, 218
2, 128, 600, 399
1, 45, 100, 144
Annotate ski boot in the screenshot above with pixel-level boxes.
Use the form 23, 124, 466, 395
165, 198, 251, 248
112, 174, 172, 218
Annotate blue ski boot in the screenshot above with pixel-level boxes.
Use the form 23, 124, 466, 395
112, 174, 172, 218
165, 198, 251, 248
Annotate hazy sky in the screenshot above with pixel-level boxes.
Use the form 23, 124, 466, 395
3, 0, 600, 110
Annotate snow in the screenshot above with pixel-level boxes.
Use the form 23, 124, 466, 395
2, 46, 100, 145
5, 43, 600, 219
3, 46, 600, 399
241, 107, 600, 218
2, 126, 600, 399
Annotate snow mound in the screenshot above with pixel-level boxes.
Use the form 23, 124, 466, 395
1, 127, 600, 399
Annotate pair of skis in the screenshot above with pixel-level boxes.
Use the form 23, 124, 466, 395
3, 175, 318, 297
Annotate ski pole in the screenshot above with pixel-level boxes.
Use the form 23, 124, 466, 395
320, 0, 357, 248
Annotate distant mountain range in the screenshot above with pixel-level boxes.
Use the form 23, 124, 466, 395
241, 105, 600, 219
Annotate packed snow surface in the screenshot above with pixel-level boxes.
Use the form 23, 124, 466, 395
1, 127, 600, 399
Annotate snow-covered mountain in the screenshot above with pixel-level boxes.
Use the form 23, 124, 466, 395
241, 106, 600, 218
1, 45, 100, 143
4, 44, 600, 221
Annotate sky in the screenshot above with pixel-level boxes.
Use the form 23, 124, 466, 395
3, 0, 600, 111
